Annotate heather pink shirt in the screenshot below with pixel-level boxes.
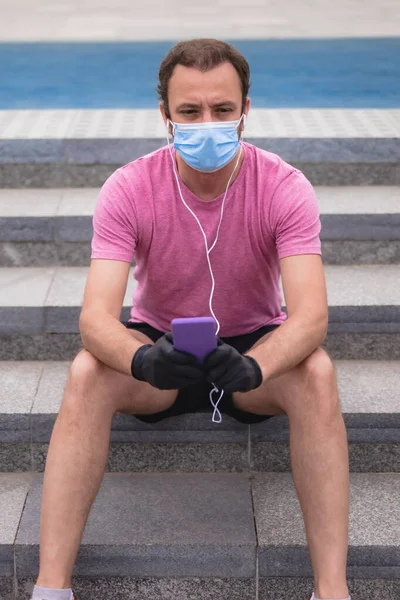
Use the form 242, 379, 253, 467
91, 141, 321, 337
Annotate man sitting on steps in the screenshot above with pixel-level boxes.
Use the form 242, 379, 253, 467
31, 39, 352, 600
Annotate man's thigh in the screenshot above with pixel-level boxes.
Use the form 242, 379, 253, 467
232, 330, 287, 416
75, 329, 178, 416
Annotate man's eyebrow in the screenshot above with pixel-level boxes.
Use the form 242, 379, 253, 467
212, 101, 237, 108
176, 103, 200, 110
176, 101, 237, 110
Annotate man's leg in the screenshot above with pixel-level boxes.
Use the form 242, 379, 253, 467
233, 342, 350, 600
36, 332, 178, 590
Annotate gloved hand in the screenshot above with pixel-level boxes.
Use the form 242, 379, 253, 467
131, 332, 205, 390
203, 339, 263, 393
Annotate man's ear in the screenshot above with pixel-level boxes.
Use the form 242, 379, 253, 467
159, 101, 167, 123
160, 101, 173, 135
239, 97, 251, 138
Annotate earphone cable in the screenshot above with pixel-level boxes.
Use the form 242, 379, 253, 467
165, 122, 243, 422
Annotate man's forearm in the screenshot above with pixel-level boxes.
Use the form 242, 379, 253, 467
244, 313, 328, 382
79, 311, 147, 376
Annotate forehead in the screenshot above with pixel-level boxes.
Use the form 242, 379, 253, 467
168, 62, 242, 103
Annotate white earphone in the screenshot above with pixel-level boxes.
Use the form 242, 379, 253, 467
165, 118, 245, 422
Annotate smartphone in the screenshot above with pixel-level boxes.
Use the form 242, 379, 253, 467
171, 317, 217, 363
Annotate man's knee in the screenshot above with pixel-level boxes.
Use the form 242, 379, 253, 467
67, 349, 179, 417
63, 349, 111, 413
299, 347, 339, 415
302, 347, 335, 380
69, 349, 104, 391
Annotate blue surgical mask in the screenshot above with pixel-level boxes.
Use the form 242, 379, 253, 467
168, 114, 246, 173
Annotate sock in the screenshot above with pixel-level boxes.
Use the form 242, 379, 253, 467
312, 594, 351, 600
31, 585, 74, 600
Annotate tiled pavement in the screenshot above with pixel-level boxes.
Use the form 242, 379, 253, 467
1, 109, 399, 139
0, 0, 399, 41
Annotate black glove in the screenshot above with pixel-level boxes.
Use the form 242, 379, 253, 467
203, 339, 263, 393
131, 332, 205, 390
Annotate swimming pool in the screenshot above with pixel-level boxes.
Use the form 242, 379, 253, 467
1, 38, 399, 109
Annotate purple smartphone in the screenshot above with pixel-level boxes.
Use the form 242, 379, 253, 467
171, 317, 217, 363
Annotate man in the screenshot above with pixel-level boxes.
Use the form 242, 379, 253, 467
31, 39, 351, 600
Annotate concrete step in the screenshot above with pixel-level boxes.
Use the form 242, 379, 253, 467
0, 265, 399, 360
0, 187, 399, 266
1, 109, 399, 187
1, 471, 399, 600
0, 360, 399, 473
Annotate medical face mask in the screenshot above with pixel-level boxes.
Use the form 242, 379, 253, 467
168, 114, 246, 173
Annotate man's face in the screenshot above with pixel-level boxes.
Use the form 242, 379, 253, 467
161, 62, 250, 132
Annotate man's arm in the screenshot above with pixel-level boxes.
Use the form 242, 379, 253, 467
79, 259, 146, 376
244, 254, 328, 382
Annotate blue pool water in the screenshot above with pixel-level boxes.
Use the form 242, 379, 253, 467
0, 38, 399, 109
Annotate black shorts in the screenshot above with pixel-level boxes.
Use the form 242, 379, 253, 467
124, 320, 281, 425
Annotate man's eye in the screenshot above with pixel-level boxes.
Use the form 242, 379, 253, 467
180, 109, 231, 114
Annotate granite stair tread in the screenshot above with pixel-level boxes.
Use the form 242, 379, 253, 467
0, 360, 399, 443
0, 186, 399, 216
1, 115, 400, 187
0, 263, 400, 358
1, 187, 399, 268
0, 186, 399, 243
1, 471, 399, 579
0, 265, 399, 336
0, 360, 399, 475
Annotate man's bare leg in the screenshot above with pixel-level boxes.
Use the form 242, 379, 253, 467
36, 334, 177, 589
233, 346, 350, 599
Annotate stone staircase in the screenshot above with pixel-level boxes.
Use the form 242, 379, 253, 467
0, 124, 399, 599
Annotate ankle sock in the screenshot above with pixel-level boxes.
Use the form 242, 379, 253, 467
31, 585, 74, 600
312, 594, 351, 600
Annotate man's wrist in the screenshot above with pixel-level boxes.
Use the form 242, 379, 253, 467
244, 350, 267, 385
131, 344, 151, 380
244, 355, 263, 389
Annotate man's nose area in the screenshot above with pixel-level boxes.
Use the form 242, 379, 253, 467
200, 106, 218, 122
200, 111, 212, 122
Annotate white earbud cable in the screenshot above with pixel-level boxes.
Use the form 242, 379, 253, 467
165, 120, 243, 423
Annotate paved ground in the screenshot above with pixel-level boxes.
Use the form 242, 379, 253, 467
1, 109, 398, 138
1, 0, 400, 41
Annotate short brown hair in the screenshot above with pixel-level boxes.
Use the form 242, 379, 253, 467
157, 38, 251, 118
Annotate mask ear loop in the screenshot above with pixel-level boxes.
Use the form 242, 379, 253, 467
165, 118, 243, 423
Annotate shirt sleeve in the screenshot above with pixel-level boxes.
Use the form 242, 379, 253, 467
91, 169, 137, 263
268, 169, 322, 260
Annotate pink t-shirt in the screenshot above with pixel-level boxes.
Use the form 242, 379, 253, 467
91, 141, 321, 336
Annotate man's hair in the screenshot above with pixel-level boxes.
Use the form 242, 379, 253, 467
157, 38, 251, 119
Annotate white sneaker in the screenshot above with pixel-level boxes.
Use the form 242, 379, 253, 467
307, 594, 352, 600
